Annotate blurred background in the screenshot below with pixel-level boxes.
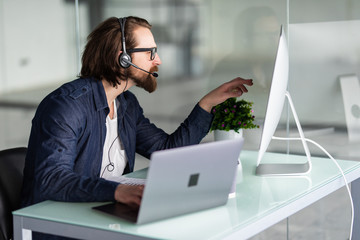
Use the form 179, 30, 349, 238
1, 0, 360, 239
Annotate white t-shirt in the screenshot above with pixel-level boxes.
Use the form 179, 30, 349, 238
100, 100, 127, 181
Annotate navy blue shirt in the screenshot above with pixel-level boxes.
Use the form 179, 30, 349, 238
21, 77, 213, 207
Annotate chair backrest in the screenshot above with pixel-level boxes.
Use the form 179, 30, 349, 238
0, 147, 27, 240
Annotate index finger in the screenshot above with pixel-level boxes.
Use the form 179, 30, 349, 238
233, 77, 253, 86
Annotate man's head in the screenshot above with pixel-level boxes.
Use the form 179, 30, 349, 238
80, 16, 161, 93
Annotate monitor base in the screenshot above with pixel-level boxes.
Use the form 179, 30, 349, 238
256, 162, 311, 176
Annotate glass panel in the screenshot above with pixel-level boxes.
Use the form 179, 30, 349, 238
288, 0, 360, 162
204, 1, 287, 150
0, 0, 83, 92
0, 0, 86, 148
98, 0, 287, 150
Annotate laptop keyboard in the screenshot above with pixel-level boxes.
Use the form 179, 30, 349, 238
117, 176, 146, 186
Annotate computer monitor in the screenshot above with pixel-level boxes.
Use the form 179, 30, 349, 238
255, 26, 312, 176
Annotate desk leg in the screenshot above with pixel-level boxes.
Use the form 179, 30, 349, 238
13, 215, 23, 240
351, 178, 360, 240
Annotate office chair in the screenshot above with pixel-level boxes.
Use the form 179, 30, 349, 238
0, 147, 27, 240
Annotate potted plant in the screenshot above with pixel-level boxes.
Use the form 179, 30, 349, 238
210, 97, 259, 141
210, 97, 259, 195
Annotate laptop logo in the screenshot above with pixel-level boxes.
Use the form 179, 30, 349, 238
188, 173, 200, 187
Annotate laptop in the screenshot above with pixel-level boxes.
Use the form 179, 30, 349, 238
93, 138, 244, 224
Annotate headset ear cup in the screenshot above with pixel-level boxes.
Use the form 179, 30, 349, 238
119, 53, 131, 68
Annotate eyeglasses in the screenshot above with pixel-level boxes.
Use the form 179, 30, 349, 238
127, 47, 157, 61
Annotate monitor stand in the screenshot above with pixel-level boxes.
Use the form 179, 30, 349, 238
256, 91, 312, 176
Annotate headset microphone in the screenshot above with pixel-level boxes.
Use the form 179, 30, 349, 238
124, 59, 159, 78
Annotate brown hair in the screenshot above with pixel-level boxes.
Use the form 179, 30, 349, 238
80, 16, 152, 86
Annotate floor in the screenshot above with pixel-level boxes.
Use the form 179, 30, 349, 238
0, 78, 357, 239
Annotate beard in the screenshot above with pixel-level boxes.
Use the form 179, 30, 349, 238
128, 66, 158, 93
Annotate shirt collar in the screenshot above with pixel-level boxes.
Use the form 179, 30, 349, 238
90, 77, 129, 116
90, 77, 108, 112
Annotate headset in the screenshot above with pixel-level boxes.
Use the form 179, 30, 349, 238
118, 17, 158, 77
118, 17, 132, 68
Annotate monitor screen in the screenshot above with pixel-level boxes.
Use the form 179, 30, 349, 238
256, 26, 289, 166
255, 26, 311, 176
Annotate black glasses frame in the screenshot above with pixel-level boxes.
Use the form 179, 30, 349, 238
127, 47, 157, 60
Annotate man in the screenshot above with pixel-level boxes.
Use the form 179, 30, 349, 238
22, 16, 252, 211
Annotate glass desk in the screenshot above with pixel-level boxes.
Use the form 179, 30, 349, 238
13, 151, 360, 240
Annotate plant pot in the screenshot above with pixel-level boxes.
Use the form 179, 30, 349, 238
214, 129, 243, 141
213, 129, 244, 198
